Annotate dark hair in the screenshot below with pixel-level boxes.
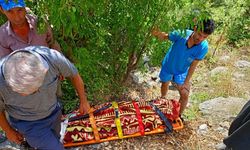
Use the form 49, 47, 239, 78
202, 19, 215, 35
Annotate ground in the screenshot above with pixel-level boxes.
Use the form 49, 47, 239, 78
0, 46, 249, 150
75, 46, 249, 150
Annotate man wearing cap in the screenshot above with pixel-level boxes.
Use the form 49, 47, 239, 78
0, 46, 91, 149
0, 0, 61, 58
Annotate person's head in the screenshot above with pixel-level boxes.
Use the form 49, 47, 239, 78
192, 19, 215, 44
3, 50, 49, 95
0, 0, 26, 27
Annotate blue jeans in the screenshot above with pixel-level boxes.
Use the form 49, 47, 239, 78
9, 105, 64, 150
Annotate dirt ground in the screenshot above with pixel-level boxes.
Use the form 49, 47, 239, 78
83, 46, 249, 150
1, 47, 249, 150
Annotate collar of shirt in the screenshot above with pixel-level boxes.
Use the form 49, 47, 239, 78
185, 31, 198, 49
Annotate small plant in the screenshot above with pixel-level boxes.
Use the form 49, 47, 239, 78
191, 92, 211, 103
184, 105, 201, 120
209, 72, 234, 97
184, 92, 211, 120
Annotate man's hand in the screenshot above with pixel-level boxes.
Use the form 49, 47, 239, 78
79, 100, 91, 115
0, 112, 24, 144
151, 27, 168, 40
58, 75, 64, 81
69, 73, 91, 115
5, 128, 24, 144
151, 27, 160, 36
178, 82, 191, 95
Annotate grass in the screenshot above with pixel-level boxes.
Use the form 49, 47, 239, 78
184, 92, 212, 120
185, 45, 249, 120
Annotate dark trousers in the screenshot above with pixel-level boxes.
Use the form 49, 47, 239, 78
223, 100, 250, 150
9, 106, 64, 150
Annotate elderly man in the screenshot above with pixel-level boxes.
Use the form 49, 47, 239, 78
0, 46, 90, 149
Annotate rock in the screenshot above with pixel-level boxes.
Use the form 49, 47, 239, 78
215, 142, 227, 150
218, 56, 230, 64
199, 97, 248, 122
233, 72, 245, 80
215, 127, 227, 133
197, 124, 208, 135
131, 71, 144, 84
143, 55, 150, 63
103, 141, 109, 147
0, 140, 20, 150
90, 143, 101, 149
209, 67, 228, 77
130, 67, 161, 88
219, 121, 230, 129
199, 124, 208, 130
234, 60, 250, 68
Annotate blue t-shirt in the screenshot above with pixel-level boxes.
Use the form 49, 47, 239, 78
162, 29, 208, 75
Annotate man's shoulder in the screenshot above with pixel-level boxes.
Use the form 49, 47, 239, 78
169, 29, 193, 39
200, 40, 209, 48
170, 29, 182, 35
193, 41, 208, 55
24, 46, 61, 61
24, 46, 51, 55
0, 58, 6, 86
196, 40, 209, 57
26, 13, 37, 22
0, 22, 9, 36
185, 29, 193, 35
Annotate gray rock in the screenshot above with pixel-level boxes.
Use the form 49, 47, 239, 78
219, 121, 230, 129
233, 72, 245, 80
199, 97, 248, 122
218, 56, 230, 64
197, 124, 208, 135
215, 127, 227, 133
90, 143, 102, 149
234, 60, 250, 68
102, 141, 109, 147
215, 142, 227, 150
209, 67, 228, 77
131, 71, 144, 84
0, 140, 19, 150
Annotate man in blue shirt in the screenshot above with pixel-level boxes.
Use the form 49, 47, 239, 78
152, 19, 215, 116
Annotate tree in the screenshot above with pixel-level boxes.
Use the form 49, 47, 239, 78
1, 0, 232, 106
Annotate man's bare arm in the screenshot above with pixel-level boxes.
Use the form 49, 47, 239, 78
69, 73, 91, 114
0, 112, 24, 144
151, 28, 169, 40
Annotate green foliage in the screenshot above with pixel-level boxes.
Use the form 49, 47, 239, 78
185, 92, 211, 120
60, 80, 79, 114
0, 0, 248, 115
24, 0, 211, 104
184, 105, 200, 120
2, 0, 244, 107
191, 92, 211, 103
0, 12, 6, 25
204, 51, 218, 69
210, 0, 250, 46
148, 40, 170, 67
